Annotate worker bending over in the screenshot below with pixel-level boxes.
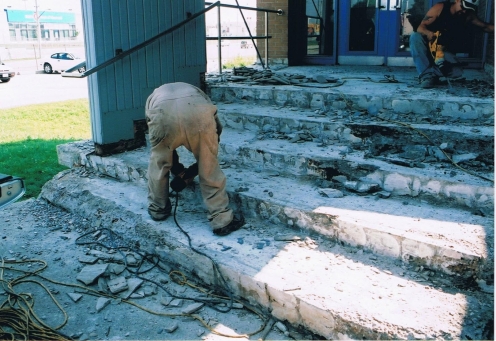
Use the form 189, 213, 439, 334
145, 82, 244, 236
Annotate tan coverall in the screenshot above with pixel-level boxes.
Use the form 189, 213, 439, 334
145, 82, 233, 230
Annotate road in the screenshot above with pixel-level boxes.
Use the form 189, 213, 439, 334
0, 68, 89, 109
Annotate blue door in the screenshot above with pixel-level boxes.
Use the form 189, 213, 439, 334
338, 0, 432, 65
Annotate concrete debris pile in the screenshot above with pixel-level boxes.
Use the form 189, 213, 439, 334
222, 67, 340, 86
253, 122, 494, 177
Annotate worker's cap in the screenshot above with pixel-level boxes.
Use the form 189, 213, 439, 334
461, 0, 478, 11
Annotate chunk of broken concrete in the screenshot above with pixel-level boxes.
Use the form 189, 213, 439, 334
160, 296, 174, 306
169, 299, 183, 307
120, 277, 144, 299
355, 182, 380, 193
332, 175, 347, 183
107, 276, 128, 294
96, 297, 111, 312
164, 322, 178, 333
274, 234, 303, 242
275, 321, 288, 333
181, 302, 204, 314
377, 191, 391, 199
78, 255, 98, 264
108, 263, 126, 275
452, 153, 478, 164
76, 264, 108, 285
318, 188, 344, 198
67, 292, 83, 302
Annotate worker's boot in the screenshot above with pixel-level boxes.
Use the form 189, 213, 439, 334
213, 216, 245, 236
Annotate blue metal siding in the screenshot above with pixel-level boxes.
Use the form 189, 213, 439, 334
82, 0, 206, 145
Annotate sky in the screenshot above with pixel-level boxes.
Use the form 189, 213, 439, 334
0, 0, 82, 13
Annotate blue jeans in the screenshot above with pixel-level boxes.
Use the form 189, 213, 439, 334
410, 32, 462, 80
410, 32, 442, 80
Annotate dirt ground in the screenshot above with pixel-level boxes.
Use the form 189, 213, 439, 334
0, 198, 310, 341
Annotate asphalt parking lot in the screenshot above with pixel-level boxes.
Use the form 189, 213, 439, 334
0, 59, 88, 109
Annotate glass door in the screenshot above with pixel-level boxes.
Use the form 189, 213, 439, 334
304, 0, 336, 65
387, 0, 431, 66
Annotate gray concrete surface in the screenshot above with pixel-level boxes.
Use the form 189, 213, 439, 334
0, 198, 302, 341
0, 59, 88, 109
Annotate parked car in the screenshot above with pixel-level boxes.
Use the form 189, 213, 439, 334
0, 173, 25, 209
41, 52, 86, 74
0, 62, 16, 83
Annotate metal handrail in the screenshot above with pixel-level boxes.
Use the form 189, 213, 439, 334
206, 1, 283, 72
63, 1, 283, 77
64, 1, 221, 76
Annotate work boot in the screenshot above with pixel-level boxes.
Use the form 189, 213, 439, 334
213, 216, 245, 236
419, 75, 438, 89
148, 200, 172, 221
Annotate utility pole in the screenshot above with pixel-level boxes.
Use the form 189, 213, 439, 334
34, 0, 42, 58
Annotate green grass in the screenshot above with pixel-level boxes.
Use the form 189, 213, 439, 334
222, 56, 256, 69
0, 99, 91, 199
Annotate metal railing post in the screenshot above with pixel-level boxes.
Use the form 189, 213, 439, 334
217, 4, 222, 75
264, 12, 268, 69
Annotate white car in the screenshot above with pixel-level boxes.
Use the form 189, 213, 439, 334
42, 52, 86, 74
0, 62, 15, 83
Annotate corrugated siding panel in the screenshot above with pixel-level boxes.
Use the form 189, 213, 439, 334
158, 0, 174, 83
84, 0, 206, 145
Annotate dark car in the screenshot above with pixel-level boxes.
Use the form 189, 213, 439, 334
0, 62, 16, 83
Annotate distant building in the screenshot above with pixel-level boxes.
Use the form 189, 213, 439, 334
2, 9, 79, 43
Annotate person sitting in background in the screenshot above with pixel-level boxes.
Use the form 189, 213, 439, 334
409, 0, 493, 88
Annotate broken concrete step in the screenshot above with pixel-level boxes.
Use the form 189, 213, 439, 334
39, 170, 493, 340
216, 127, 493, 211
216, 103, 494, 160
203, 165, 493, 280
208, 83, 494, 122
45, 157, 492, 280
56, 138, 493, 214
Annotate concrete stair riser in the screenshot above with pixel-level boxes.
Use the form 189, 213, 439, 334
218, 108, 494, 162
217, 139, 493, 211
208, 85, 494, 121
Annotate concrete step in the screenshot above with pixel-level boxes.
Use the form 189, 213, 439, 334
214, 126, 493, 212
207, 81, 494, 125
40, 169, 494, 340
216, 102, 494, 165
56, 141, 493, 281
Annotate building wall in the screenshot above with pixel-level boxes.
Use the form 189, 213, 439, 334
83, 0, 207, 151
256, 0, 289, 66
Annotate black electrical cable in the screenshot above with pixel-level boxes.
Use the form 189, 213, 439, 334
169, 190, 236, 313
74, 192, 237, 313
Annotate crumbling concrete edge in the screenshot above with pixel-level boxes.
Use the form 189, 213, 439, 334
208, 85, 494, 119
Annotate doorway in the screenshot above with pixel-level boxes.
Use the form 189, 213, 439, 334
289, 0, 490, 67
337, 0, 432, 65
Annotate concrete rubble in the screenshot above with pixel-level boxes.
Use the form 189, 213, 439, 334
0, 199, 299, 340
18, 65, 494, 339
